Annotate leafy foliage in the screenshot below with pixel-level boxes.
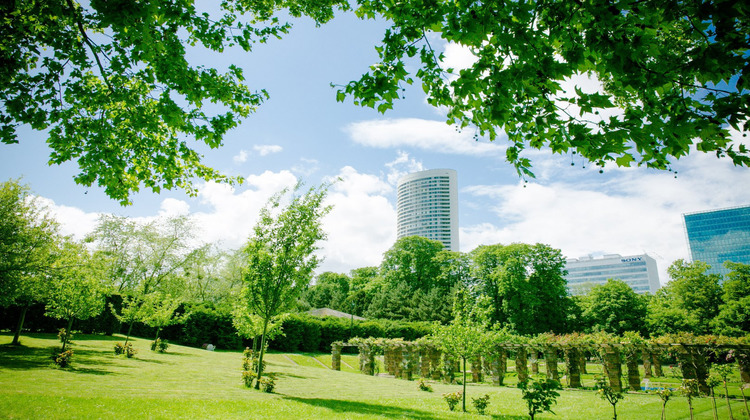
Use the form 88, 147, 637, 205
442, 391, 462, 411
0, 0, 349, 203
582, 279, 647, 335
596, 377, 626, 420
341, 0, 750, 176
470, 243, 570, 335
241, 182, 331, 388
518, 378, 562, 420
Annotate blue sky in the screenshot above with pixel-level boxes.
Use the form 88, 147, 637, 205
2, 12, 749, 285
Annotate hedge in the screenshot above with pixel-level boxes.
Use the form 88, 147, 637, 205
1, 297, 432, 352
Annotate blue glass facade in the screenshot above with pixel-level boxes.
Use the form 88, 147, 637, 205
683, 205, 750, 278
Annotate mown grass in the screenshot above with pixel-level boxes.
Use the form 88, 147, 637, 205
0, 332, 747, 419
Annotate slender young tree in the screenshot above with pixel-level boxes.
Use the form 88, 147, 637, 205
0, 179, 59, 345
434, 319, 490, 412
45, 239, 105, 352
240, 182, 331, 389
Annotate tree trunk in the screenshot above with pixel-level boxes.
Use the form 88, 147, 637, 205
462, 356, 467, 412
62, 318, 74, 352
255, 319, 270, 390
124, 320, 135, 345
12, 305, 29, 345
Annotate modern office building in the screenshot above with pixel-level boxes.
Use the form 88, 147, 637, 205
683, 205, 750, 278
396, 169, 459, 251
565, 254, 660, 295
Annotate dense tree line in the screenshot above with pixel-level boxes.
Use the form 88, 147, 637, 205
3, 178, 750, 352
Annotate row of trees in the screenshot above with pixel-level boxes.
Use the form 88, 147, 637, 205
303, 237, 750, 339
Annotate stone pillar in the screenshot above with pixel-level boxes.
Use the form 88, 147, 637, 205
430, 348, 442, 380
579, 351, 588, 374
625, 348, 641, 391
392, 346, 403, 379
736, 350, 750, 384
564, 347, 582, 388
384, 347, 394, 375
331, 343, 342, 371
420, 347, 431, 379
402, 344, 418, 381
652, 352, 664, 377
516, 347, 529, 383
676, 345, 710, 393
443, 354, 456, 383
530, 350, 539, 374
472, 354, 483, 382
497, 348, 508, 386
360, 344, 376, 376
643, 350, 653, 379
545, 347, 559, 382
602, 346, 623, 392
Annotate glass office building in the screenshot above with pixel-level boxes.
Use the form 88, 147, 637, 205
683, 205, 750, 278
565, 254, 660, 295
397, 169, 459, 251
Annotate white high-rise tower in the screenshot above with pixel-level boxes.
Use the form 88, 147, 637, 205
396, 169, 458, 251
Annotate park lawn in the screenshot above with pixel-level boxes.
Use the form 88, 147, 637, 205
0, 333, 746, 419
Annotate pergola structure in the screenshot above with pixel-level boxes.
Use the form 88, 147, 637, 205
331, 338, 750, 393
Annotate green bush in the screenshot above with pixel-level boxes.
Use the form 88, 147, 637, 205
260, 374, 276, 393
52, 349, 74, 368
417, 379, 433, 392
242, 370, 256, 388
151, 338, 169, 353
443, 391, 462, 411
472, 394, 491, 415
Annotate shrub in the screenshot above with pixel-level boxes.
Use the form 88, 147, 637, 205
58, 328, 73, 346
472, 394, 491, 415
53, 349, 74, 368
151, 338, 169, 353
114, 342, 125, 355
417, 379, 433, 392
443, 391, 462, 411
260, 374, 276, 393
596, 377, 625, 420
518, 379, 562, 420
242, 370, 257, 388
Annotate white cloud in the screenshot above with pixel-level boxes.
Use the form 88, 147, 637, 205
158, 198, 190, 217
292, 158, 320, 177
344, 118, 505, 157
317, 166, 397, 273
460, 152, 750, 286
191, 170, 299, 248
232, 150, 249, 164
441, 42, 477, 72
384, 151, 425, 186
36, 197, 100, 241
253, 144, 283, 156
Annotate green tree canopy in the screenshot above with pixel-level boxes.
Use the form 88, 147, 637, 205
380, 236, 446, 291
0, 0, 347, 204
581, 279, 647, 335
712, 262, 750, 336
45, 238, 105, 351
647, 259, 722, 335
5, 1, 748, 203
342, 0, 750, 177
471, 243, 570, 335
0, 179, 60, 345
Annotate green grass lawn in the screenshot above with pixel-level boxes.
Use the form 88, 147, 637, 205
1, 333, 747, 419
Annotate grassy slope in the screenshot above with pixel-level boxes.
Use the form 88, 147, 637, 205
0, 333, 746, 419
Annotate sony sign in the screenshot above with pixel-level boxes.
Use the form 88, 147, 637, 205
621, 257, 643, 263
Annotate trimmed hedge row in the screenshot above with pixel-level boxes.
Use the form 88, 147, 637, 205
269, 314, 434, 353
1, 298, 432, 352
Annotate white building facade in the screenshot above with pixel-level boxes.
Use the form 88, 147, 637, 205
396, 169, 459, 251
565, 254, 660, 295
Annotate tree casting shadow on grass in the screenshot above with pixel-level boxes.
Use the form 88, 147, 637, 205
280, 397, 440, 420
